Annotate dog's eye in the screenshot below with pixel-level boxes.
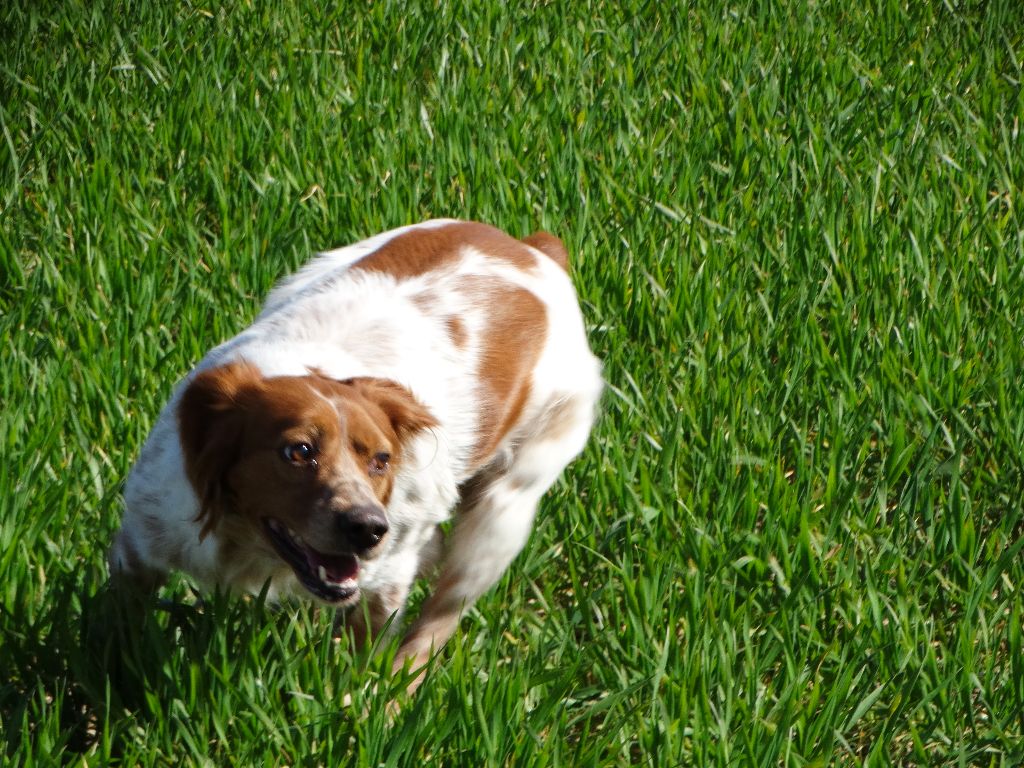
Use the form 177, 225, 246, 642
282, 442, 317, 466
368, 452, 390, 476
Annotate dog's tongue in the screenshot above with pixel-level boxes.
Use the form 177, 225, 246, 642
305, 547, 358, 583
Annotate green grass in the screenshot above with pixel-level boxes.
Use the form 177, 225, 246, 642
2, 0, 1023, 764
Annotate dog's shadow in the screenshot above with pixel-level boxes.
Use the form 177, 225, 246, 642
1, 571, 287, 756
2, 575, 184, 753
2, 566, 427, 758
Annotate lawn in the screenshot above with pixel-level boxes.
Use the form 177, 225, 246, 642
2, 0, 1023, 764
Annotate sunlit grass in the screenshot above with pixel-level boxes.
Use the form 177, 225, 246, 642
2, 0, 1023, 764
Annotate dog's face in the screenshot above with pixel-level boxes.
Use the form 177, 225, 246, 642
177, 362, 436, 605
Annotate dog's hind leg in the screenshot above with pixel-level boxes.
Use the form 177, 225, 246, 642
393, 392, 597, 689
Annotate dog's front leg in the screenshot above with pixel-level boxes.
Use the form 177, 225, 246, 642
340, 581, 412, 651
107, 527, 169, 596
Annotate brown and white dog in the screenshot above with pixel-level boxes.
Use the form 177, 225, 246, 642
109, 220, 602, 685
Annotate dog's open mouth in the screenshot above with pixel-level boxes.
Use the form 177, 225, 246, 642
263, 518, 359, 603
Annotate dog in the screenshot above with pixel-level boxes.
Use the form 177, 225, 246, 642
109, 219, 602, 687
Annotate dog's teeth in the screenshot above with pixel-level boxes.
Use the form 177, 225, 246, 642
318, 565, 327, 582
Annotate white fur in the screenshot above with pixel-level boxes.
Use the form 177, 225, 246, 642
110, 219, 601, 674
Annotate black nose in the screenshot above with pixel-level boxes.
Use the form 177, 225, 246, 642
336, 505, 389, 553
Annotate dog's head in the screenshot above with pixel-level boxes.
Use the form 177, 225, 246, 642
177, 361, 436, 605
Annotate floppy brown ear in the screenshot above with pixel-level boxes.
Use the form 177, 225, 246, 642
346, 378, 438, 440
177, 362, 261, 538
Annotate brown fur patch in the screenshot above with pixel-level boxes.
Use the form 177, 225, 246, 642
444, 315, 468, 348
410, 292, 469, 349
469, 284, 547, 466
521, 231, 569, 271
178, 363, 261, 538
340, 377, 438, 442
410, 291, 435, 313
353, 221, 539, 280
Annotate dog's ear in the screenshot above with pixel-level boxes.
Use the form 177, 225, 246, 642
178, 362, 261, 538
521, 231, 568, 271
346, 377, 438, 441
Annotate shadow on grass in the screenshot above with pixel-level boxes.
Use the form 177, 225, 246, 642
0, 572, 222, 758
